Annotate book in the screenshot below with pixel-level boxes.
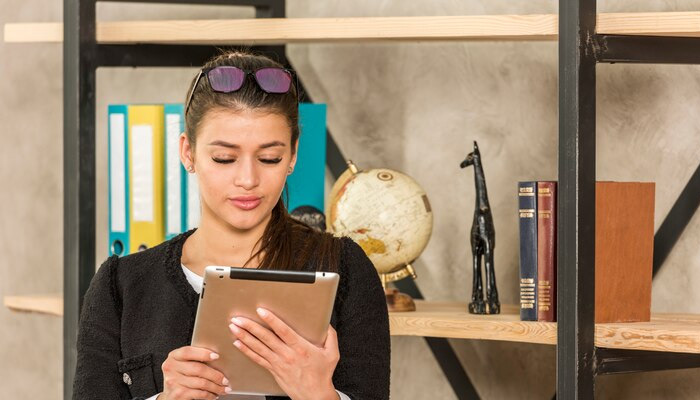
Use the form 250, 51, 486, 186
537, 181, 557, 322
518, 181, 538, 321
595, 182, 654, 323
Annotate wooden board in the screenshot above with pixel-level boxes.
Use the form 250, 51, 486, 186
7, 296, 700, 354
5, 12, 700, 44
4, 295, 62, 316
390, 301, 700, 354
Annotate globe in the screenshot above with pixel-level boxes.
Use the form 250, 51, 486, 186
326, 160, 433, 290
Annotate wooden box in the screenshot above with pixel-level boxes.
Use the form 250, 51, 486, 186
595, 181, 655, 323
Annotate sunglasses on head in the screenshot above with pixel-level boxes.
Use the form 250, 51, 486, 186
185, 66, 298, 115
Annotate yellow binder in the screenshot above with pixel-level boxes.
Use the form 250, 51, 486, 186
128, 105, 165, 252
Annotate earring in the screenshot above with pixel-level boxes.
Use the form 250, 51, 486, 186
188, 166, 195, 173
288, 167, 293, 174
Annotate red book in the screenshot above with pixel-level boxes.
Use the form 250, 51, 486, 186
537, 182, 557, 322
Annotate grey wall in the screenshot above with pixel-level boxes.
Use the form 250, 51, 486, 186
2, 1, 700, 399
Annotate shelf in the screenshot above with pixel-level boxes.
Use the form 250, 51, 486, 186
389, 301, 700, 354
4, 295, 62, 316
5, 12, 700, 45
7, 296, 700, 354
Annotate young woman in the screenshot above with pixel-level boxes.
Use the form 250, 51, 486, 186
72, 50, 390, 400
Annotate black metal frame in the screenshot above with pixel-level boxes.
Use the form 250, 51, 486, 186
556, 0, 700, 398
63, 0, 700, 399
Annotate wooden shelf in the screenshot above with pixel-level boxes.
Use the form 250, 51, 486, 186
4, 295, 62, 316
7, 296, 700, 354
5, 12, 700, 45
389, 301, 700, 355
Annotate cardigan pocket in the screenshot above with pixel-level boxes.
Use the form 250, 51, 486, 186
117, 352, 158, 398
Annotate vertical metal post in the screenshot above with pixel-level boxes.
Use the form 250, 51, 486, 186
64, 0, 97, 398
558, 0, 597, 398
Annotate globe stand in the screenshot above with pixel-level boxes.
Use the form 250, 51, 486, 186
380, 264, 417, 312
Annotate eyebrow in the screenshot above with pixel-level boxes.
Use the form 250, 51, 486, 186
207, 140, 286, 149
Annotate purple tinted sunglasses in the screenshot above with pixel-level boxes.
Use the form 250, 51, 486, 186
185, 66, 298, 115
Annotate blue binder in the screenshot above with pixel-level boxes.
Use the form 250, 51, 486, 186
286, 103, 327, 212
164, 104, 187, 239
108, 105, 130, 256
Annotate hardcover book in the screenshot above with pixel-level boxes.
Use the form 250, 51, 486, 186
537, 181, 557, 322
518, 181, 538, 321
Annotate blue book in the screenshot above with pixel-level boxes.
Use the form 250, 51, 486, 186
108, 105, 130, 256
518, 181, 538, 321
285, 103, 327, 213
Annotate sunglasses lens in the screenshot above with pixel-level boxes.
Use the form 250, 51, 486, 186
255, 68, 292, 93
207, 66, 245, 92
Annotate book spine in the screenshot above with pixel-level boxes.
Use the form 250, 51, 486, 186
518, 182, 538, 321
537, 181, 557, 322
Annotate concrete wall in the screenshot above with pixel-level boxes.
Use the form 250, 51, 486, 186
2, 1, 699, 398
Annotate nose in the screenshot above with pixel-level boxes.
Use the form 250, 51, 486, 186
233, 157, 260, 190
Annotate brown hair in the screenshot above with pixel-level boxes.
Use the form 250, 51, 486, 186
184, 48, 340, 272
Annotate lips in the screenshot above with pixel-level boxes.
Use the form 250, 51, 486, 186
230, 195, 262, 211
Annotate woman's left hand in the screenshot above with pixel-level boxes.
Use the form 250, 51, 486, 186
228, 308, 340, 400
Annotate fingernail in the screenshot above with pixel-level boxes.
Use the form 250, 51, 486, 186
210, 352, 219, 360
233, 340, 241, 348
222, 377, 229, 385
225, 387, 234, 394
229, 323, 240, 333
231, 317, 242, 325
257, 308, 267, 317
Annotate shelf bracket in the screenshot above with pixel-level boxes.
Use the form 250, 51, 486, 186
595, 348, 700, 375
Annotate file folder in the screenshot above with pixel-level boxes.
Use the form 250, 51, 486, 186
128, 105, 165, 251
108, 105, 129, 256
286, 103, 327, 212
187, 171, 201, 230
164, 104, 187, 239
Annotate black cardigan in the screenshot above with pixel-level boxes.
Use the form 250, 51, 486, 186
72, 229, 390, 400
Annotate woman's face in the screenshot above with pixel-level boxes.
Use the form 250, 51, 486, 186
180, 108, 297, 232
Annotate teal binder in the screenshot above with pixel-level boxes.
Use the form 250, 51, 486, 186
164, 104, 187, 239
108, 105, 130, 256
286, 103, 327, 212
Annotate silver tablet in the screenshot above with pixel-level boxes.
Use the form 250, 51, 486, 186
191, 266, 340, 396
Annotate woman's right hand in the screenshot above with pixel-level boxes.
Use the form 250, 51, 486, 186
158, 346, 231, 400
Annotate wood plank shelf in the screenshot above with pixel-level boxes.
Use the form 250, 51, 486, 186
5, 12, 700, 45
389, 301, 700, 355
4, 295, 62, 317
7, 296, 700, 355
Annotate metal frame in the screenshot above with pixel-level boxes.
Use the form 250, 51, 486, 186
556, 0, 700, 398
557, 0, 597, 397
63, 0, 700, 399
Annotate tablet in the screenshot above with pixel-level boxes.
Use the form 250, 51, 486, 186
191, 266, 340, 396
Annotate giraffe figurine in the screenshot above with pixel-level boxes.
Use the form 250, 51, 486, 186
460, 141, 500, 314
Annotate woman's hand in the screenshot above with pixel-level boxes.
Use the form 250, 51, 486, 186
229, 308, 340, 400
159, 346, 232, 400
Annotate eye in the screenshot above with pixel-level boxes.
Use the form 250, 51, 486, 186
212, 157, 235, 164
260, 158, 282, 164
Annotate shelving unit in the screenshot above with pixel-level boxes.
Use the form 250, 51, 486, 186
5, 0, 700, 399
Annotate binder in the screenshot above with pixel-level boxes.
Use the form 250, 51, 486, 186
128, 105, 166, 252
286, 103, 327, 212
164, 104, 187, 239
187, 171, 201, 230
108, 105, 130, 256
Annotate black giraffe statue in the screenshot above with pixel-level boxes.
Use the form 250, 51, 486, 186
460, 141, 500, 314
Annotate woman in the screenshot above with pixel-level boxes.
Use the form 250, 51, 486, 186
72, 50, 390, 400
